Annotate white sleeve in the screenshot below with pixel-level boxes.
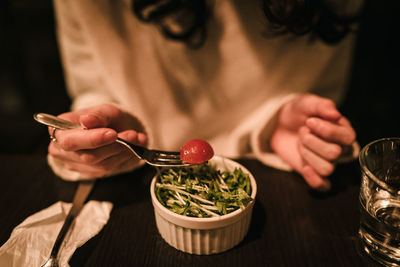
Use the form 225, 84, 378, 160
249, 94, 298, 171
53, 0, 117, 111
50, 0, 147, 180
47, 154, 146, 181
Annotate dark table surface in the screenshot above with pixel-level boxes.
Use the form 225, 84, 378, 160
0, 153, 381, 267
0, 1, 398, 266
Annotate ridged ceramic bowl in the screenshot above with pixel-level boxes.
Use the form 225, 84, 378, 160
150, 156, 257, 255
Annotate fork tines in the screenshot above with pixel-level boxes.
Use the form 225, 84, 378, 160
153, 151, 181, 159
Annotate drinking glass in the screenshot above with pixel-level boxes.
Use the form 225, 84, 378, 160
359, 137, 400, 266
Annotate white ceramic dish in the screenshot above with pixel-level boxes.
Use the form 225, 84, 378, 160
150, 156, 257, 255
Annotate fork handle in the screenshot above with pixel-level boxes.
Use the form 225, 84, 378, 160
115, 138, 145, 160
34, 113, 82, 130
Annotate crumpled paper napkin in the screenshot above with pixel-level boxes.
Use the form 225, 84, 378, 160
0, 200, 113, 267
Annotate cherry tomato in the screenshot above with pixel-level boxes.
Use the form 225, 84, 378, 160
180, 139, 214, 164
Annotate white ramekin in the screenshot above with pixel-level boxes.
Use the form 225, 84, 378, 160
150, 156, 257, 255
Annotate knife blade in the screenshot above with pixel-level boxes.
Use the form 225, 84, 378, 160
48, 181, 95, 260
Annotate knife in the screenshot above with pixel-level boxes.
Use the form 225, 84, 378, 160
42, 181, 95, 267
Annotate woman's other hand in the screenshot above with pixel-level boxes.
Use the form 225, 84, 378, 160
270, 94, 356, 191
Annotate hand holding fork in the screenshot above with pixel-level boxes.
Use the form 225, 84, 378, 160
34, 112, 189, 168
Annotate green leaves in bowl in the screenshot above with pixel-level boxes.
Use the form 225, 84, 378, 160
155, 163, 253, 218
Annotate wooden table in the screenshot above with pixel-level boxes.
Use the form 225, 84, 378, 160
0, 153, 380, 266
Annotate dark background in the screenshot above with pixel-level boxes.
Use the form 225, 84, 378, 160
0, 0, 398, 154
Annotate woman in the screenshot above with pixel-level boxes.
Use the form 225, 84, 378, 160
48, 0, 363, 191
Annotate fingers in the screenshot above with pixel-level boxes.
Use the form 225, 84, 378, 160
297, 129, 335, 177
270, 125, 333, 192
50, 142, 125, 165
297, 127, 341, 192
51, 128, 117, 151
58, 153, 135, 178
78, 104, 121, 129
118, 130, 148, 147
49, 129, 144, 178
306, 116, 356, 145
47, 105, 148, 179
87, 104, 120, 128
299, 127, 342, 161
275, 94, 357, 192
137, 132, 148, 146
57, 104, 122, 129
294, 94, 342, 121
300, 165, 331, 192
49, 129, 141, 161
298, 141, 335, 177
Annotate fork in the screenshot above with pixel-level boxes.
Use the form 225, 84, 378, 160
34, 113, 190, 167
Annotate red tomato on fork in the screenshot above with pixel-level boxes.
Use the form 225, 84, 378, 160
180, 139, 214, 164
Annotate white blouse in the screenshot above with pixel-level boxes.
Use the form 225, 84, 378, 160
50, 0, 359, 180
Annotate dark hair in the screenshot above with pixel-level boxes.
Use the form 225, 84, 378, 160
132, 0, 209, 48
131, 0, 362, 48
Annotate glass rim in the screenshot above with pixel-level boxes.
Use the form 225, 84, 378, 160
359, 137, 400, 194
